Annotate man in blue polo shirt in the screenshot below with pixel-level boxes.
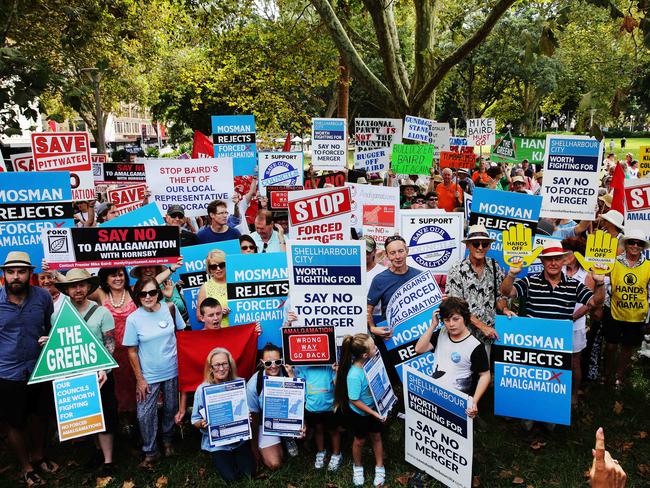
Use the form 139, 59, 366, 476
0, 252, 55, 485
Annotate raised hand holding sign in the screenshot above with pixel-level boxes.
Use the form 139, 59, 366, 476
502, 223, 543, 268
574, 230, 618, 275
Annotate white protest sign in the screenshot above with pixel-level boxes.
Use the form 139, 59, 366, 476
404, 366, 473, 488
10, 152, 34, 171
403, 115, 433, 143
354, 118, 402, 170
31, 132, 95, 201
363, 349, 397, 418
466, 118, 496, 147
346, 183, 400, 248
311, 118, 347, 170
354, 148, 391, 172
387, 270, 443, 329
145, 158, 234, 217
287, 240, 367, 343
262, 376, 306, 437
258, 152, 304, 192
400, 211, 464, 273
540, 135, 603, 220
288, 187, 351, 243
624, 179, 650, 239
106, 183, 147, 216
430, 122, 451, 159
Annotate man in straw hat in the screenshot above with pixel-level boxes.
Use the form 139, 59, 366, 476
56, 268, 118, 474
603, 231, 650, 388
447, 225, 516, 351
0, 252, 57, 485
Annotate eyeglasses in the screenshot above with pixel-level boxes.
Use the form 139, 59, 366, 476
262, 242, 268, 253
211, 362, 230, 370
262, 359, 283, 367
241, 245, 256, 251
626, 239, 645, 247
470, 241, 492, 249
414, 199, 425, 204
427, 197, 438, 201
208, 262, 226, 270
137, 289, 158, 298
168, 212, 183, 219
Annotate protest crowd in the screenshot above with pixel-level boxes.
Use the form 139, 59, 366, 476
2, 119, 647, 488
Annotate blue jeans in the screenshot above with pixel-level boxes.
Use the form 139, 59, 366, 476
136, 377, 178, 455
211, 441, 254, 481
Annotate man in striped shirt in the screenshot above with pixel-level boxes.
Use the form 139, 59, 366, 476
500, 240, 606, 320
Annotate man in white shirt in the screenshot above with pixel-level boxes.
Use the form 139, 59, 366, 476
250, 210, 286, 253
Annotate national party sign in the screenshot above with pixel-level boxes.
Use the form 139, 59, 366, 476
31, 132, 95, 201
226, 252, 288, 347
311, 118, 347, 170
145, 158, 234, 217
466, 118, 496, 147
287, 240, 367, 343
354, 118, 402, 150
494, 316, 572, 425
288, 187, 351, 243
42, 226, 180, 269
0, 172, 74, 272
469, 188, 542, 274
54, 373, 105, 441
211, 115, 257, 176
30, 300, 118, 384
403, 366, 473, 488
400, 211, 463, 273
258, 152, 304, 192
540, 135, 603, 220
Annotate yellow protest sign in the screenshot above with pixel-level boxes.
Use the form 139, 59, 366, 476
502, 223, 543, 267
574, 230, 618, 274
639, 146, 650, 178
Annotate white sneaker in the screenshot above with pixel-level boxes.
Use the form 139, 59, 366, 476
328, 453, 342, 471
374, 466, 386, 487
353, 465, 364, 486
314, 451, 326, 469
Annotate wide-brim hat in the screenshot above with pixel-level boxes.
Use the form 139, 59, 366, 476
362, 235, 377, 253
461, 224, 495, 244
534, 171, 544, 180
55, 269, 100, 294
457, 168, 470, 175
356, 177, 368, 184
621, 230, 650, 250
129, 265, 166, 279
512, 175, 525, 184
600, 209, 624, 230
0, 251, 35, 269
400, 183, 420, 192
598, 192, 613, 208
539, 240, 570, 258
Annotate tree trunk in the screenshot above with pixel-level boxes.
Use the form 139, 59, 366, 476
337, 56, 350, 120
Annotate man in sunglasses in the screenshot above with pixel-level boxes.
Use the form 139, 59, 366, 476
447, 225, 514, 351
250, 210, 286, 253
603, 231, 650, 387
165, 205, 198, 247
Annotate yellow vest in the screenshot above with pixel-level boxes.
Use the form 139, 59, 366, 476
610, 259, 650, 322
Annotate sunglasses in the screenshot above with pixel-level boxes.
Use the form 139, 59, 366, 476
262, 359, 283, 367
414, 199, 425, 204
626, 239, 645, 247
137, 289, 159, 298
262, 242, 269, 253
241, 245, 256, 251
428, 197, 438, 201
208, 262, 226, 270
384, 236, 406, 247
470, 241, 492, 249
168, 212, 183, 219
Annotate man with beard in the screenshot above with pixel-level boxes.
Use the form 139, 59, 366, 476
0, 252, 56, 486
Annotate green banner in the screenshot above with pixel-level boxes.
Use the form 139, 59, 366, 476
391, 144, 435, 175
490, 134, 546, 164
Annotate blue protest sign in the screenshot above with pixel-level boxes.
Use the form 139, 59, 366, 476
53, 372, 105, 441
494, 316, 573, 425
100, 203, 164, 228
0, 171, 73, 272
226, 252, 288, 346
469, 188, 542, 275
211, 115, 257, 176
175, 240, 241, 329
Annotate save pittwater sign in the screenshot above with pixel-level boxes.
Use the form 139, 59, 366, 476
29, 300, 117, 384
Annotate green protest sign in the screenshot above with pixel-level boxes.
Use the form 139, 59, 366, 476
391, 144, 435, 175
29, 300, 117, 384
493, 131, 516, 160
490, 134, 545, 164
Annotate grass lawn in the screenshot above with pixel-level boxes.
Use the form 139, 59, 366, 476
605, 137, 650, 161
1, 357, 648, 487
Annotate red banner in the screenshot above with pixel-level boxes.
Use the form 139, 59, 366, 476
439, 151, 476, 169
192, 130, 215, 159
176, 324, 258, 392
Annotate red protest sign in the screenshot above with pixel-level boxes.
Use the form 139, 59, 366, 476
288, 187, 351, 225
107, 183, 147, 216
303, 171, 346, 189
91, 154, 108, 164
439, 151, 476, 169
282, 326, 336, 365
624, 180, 650, 211
266, 185, 303, 210
10, 152, 35, 172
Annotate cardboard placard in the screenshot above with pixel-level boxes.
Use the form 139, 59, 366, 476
282, 326, 336, 365
288, 187, 351, 243
266, 185, 303, 210
53, 373, 106, 441
466, 118, 496, 146
311, 118, 347, 170
211, 115, 257, 176
439, 151, 476, 169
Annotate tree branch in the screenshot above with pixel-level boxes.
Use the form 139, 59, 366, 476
411, 0, 517, 111
384, 2, 410, 92
310, 0, 393, 107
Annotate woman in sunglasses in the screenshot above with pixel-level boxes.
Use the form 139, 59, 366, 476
192, 348, 254, 481
196, 249, 230, 326
239, 235, 258, 254
123, 277, 186, 468
246, 343, 294, 471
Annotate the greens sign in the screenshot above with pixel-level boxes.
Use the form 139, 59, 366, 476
491, 134, 546, 164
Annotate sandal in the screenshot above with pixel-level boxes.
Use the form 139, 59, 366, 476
34, 458, 59, 474
23, 470, 45, 487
